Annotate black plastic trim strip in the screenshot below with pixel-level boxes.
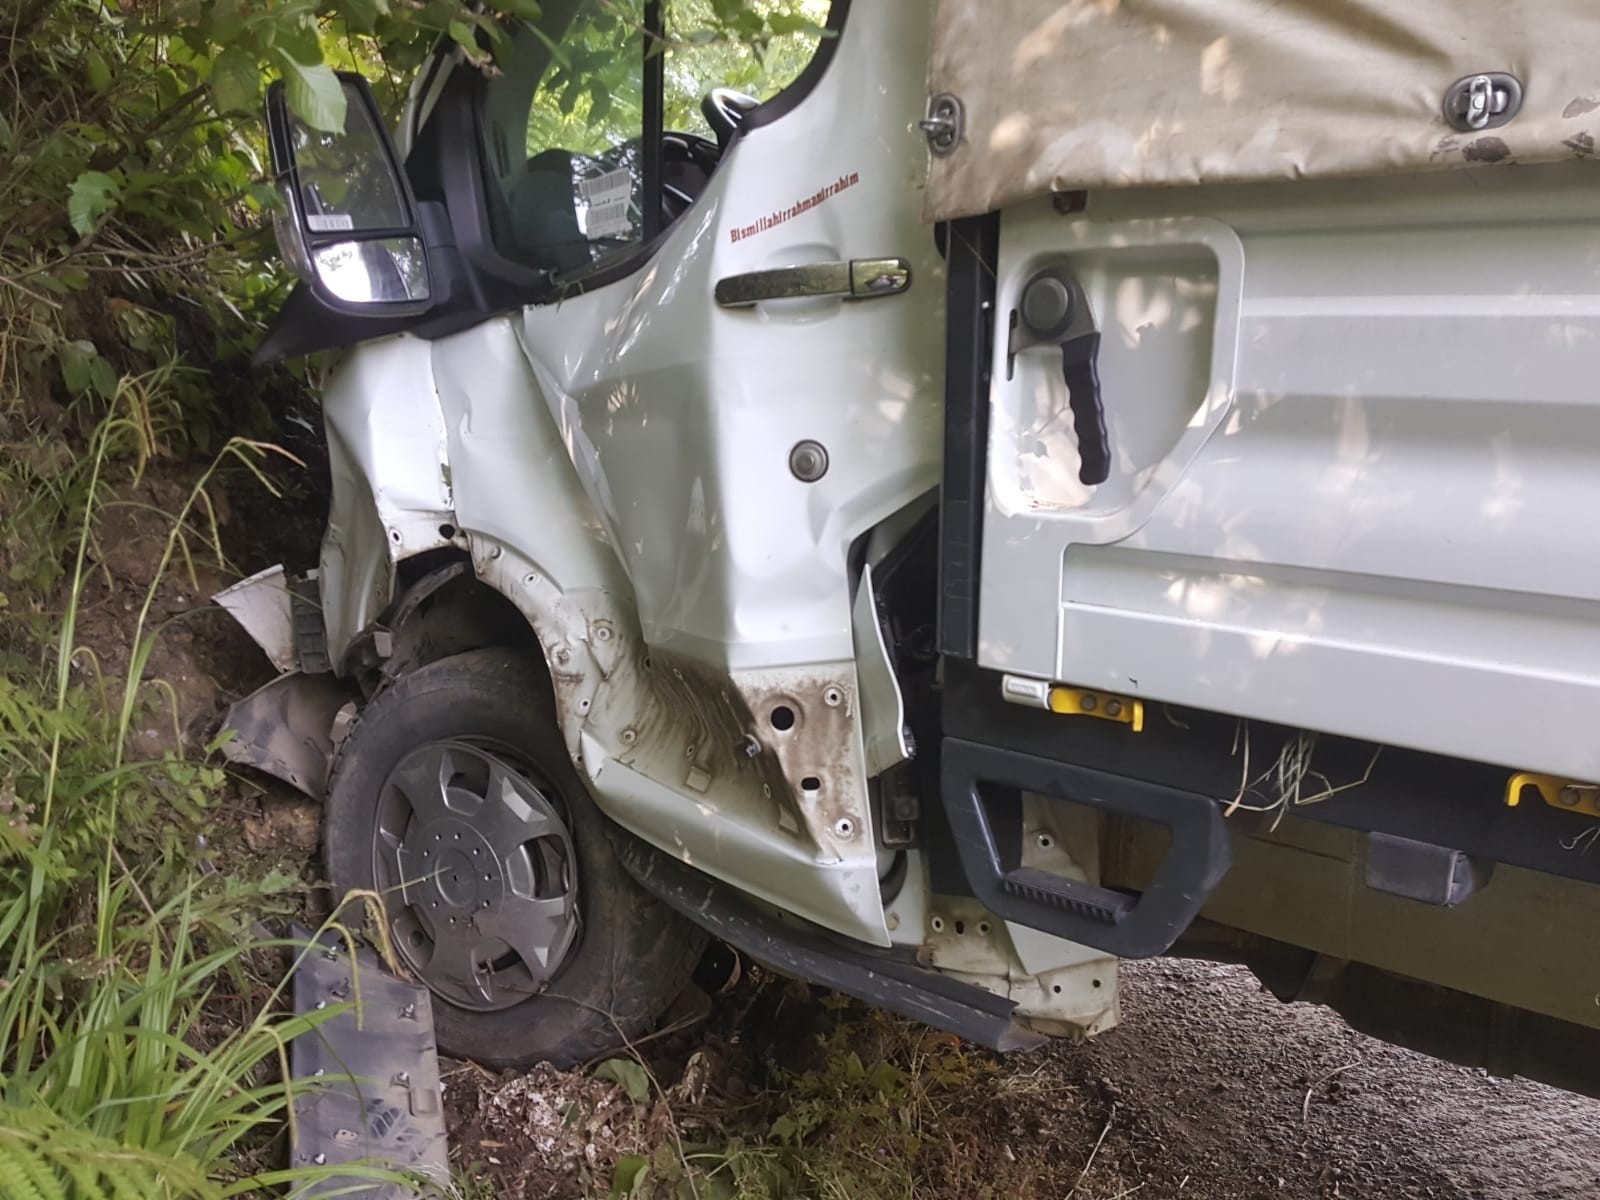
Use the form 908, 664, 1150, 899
615, 833, 1045, 1053
641, 1, 665, 242
936, 213, 1000, 659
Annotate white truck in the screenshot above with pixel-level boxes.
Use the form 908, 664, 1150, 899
227, 0, 1600, 1092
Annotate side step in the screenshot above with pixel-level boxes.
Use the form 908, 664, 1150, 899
615, 836, 1046, 1053
941, 738, 1232, 958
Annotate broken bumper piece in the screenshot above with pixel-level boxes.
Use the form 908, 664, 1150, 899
290, 926, 450, 1197
215, 564, 354, 798
219, 671, 355, 798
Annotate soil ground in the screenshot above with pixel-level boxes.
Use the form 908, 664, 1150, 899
1055, 958, 1600, 1200
447, 955, 1600, 1200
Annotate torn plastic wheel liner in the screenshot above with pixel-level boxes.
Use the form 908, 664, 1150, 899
289, 925, 450, 1197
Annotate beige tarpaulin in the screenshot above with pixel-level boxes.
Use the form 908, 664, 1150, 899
925, 0, 1600, 220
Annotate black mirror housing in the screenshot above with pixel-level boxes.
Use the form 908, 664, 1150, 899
265, 73, 434, 318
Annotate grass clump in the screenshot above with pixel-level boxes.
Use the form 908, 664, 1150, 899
0, 406, 416, 1198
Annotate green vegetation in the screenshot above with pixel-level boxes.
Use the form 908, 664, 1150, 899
0, 413, 373, 1198
617, 1023, 991, 1199
0, 1, 841, 1194
525, 0, 828, 155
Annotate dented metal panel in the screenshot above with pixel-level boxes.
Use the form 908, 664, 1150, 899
927, 0, 1600, 220
320, 334, 457, 668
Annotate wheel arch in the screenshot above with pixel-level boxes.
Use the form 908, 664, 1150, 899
343, 549, 547, 690
351, 541, 639, 769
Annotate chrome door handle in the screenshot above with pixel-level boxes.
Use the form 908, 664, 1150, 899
714, 257, 911, 307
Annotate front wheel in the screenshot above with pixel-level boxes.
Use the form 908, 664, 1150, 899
324, 647, 702, 1068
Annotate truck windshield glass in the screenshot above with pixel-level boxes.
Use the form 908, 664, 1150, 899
480, 0, 649, 276
480, 1, 832, 278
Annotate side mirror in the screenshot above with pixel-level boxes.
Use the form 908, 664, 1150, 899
265, 74, 432, 315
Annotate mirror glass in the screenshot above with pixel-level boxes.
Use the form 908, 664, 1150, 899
311, 236, 430, 304
289, 79, 409, 234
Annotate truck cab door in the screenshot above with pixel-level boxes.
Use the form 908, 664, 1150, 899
440, 0, 948, 948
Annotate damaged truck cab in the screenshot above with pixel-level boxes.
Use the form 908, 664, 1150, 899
230, 0, 1600, 1092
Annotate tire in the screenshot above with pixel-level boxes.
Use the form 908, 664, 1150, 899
325, 647, 703, 1068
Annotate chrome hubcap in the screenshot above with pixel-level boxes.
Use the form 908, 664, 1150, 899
373, 740, 579, 1011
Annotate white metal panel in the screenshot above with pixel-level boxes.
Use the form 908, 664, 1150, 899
982, 165, 1600, 779
517, 7, 947, 673
213, 564, 297, 673
319, 335, 455, 663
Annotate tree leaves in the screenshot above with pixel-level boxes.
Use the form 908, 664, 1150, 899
210, 46, 261, 114
447, 17, 479, 52
66, 172, 119, 238
482, 0, 543, 18
57, 341, 118, 401
594, 1057, 652, 1104
276, 52, 346, 133
84, 51, 112, 93
608, 1154, 649, 1198
340, 0, 388, 36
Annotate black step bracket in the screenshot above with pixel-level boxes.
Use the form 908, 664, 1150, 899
941, 738, 1232, 958
1364, 831, 1492, 907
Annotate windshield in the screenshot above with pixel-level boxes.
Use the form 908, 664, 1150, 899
476, 0, 832, 278
664, 0, 831, 138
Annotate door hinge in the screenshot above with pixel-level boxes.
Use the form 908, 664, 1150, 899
920, 93, 964, 157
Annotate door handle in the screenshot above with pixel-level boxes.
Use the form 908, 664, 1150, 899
1009, 267, 1111, 486
714, 257, 911, 307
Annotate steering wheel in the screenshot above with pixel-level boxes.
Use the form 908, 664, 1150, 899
701, 87, 762, 149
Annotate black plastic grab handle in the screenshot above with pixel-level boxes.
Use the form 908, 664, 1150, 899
1011, 267, 1112, 488
1060, 331, 1110, 486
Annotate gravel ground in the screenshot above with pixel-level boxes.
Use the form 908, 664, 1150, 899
1049, 958, 1600, 1199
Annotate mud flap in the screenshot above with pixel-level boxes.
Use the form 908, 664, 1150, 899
941, 738, 1232, 958
219, 672, 356, 798
290, 927, 449, 1196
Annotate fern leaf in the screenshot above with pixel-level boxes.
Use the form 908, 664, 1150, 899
0, 1140, 58, 1200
